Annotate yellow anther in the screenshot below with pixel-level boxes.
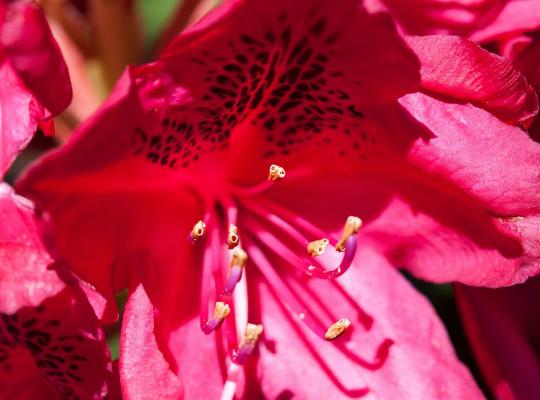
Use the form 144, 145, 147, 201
335, 216, 362, 252
190, 220, 206, 242
268, 164, 286, 181
307, 238, 330, 257
324, 318, 351, 340
230, 247, 248, 268
227, 224, 239, 249
213, 302, 231, 321
240, 323, 264, 347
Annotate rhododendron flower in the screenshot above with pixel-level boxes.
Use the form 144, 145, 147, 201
17, 0, 540, 398
0, 1, 113, 398
0, 0, 71, 176
456, 276, 540, 400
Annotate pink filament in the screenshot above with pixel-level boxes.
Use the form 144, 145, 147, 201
247, 238, 392, 369
244, 211, 357, 279
199, 224, 225, 334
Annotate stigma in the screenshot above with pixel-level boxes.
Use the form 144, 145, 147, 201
324, 318, 351, 340
268, 164, 286, 181
335, 216, 362, 252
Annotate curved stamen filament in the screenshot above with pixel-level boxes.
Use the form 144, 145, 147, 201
244, 210, 358, 280
247, 243, 349, 341
248, 240, 392, 369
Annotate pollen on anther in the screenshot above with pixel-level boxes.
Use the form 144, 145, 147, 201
227, 224, 240, 249
335, 216, 362, 252
213, 302, 231, 321
324, 318, 351, 340
268, 164, 286, 181
240, 323, 264, 347
189, 220, 206, 242
307, 238, 329, 256
230, 247, 248, 268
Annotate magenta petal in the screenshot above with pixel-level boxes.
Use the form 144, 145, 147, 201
0, 184, 63, 314
120, 284, 182, 400
391, 94, 540, 286
406, 35, 538, 126
255, 249, 483, 399
0, 0, 72, 116
0, 62, 46, 176
456, 277, 540, 400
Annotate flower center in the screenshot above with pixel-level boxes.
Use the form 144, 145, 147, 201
192, 164, 364, 365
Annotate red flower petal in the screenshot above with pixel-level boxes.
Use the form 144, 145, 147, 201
0, 184, 63, 314
406, 35, 538, 126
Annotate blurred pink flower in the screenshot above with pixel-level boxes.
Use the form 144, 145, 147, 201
456, 275, 540, 400
0, 0, 72, 175
365, 0, 540, 42
17, 0, 540, 398
0, 2, 113, 398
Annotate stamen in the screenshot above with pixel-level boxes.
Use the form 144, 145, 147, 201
307, 238, 329, 257
268, 164, 286, 181
248, 241, 392, 370
324, 318, 351, 340
227, 224, 239, 249
221, 247, 247, 297
231, 323, 263, 365
335, 216, 362, 252
189, 220, 206, 243
202, 302, 231, 334
244, 209, 358, 280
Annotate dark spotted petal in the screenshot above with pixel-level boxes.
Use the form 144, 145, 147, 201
0, 286, 113, 399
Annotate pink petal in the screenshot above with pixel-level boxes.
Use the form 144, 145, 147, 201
397, 93, 540, 286
365, 0, 508, 36
0, 62, 46, 176
0, 184, 63, 314
0, 0, 72, 116
255, 248, 483, 399
455, 276, 540, 399
120, 284, 182, 400
406, 35, 538, 126
469, 0, 540, 43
